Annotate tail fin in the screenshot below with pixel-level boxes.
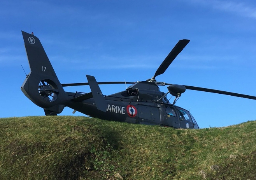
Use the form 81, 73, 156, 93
21, 31, 67, 114
86, 75, 107, 112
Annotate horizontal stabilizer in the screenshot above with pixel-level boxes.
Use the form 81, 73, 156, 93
86, 75, 107, 112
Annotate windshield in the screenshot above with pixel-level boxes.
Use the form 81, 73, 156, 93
178, 108, 191, 121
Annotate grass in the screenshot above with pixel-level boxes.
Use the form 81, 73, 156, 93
0, 116, 256, 179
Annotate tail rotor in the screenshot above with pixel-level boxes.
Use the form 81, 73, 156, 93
38, 80, 59, 102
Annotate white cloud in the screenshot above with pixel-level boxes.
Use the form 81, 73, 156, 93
191, 0, 256, 19
0, 32, 20, 40
0, 55, 24, 64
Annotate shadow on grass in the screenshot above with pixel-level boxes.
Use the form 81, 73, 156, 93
60, 121, 124, 180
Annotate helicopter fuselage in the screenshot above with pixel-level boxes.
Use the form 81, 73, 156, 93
64, 81, 199, 129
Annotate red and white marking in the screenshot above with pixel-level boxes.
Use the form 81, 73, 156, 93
126, 105, 137, 117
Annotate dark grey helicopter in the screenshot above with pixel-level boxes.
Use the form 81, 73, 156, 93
21, 31, 256, 129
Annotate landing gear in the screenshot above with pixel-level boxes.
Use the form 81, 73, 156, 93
44, 109, 57, 116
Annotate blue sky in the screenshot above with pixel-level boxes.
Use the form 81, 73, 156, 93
1, 0, 256, 128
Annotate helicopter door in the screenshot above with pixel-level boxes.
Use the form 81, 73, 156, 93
176, 108, 194, 129
164, 106, 180, 128
137, 105, 160, 125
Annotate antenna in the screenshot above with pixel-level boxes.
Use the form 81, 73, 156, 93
21, 65, 28, 77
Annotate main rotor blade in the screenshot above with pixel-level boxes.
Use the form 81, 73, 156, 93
165, 83, 256, 100
152, 39, 190, 79
184, 85, 256, 100
61, 82, 135, 87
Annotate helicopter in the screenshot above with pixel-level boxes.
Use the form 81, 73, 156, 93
21, 31, 256, 129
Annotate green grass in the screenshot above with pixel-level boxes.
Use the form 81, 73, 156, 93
0, 116, 256, 179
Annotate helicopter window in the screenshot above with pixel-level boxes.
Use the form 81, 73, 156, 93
178, 109, 191, 121
190, 114, 199, 126
166, 106, 176, 116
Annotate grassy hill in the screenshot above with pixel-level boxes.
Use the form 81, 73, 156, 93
0, 116, 256, 179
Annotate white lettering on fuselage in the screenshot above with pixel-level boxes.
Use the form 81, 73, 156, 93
107, 104, 125, 114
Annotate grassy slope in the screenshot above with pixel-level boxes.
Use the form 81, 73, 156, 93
0, 116, 256, 180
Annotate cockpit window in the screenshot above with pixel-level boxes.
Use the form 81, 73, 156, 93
190, 114, 199, 127
178, 109, 191, 121
166, 106, 176, 116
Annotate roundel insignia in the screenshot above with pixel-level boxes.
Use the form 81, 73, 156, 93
28, 37, 35, 44
126, 105, 137, 117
